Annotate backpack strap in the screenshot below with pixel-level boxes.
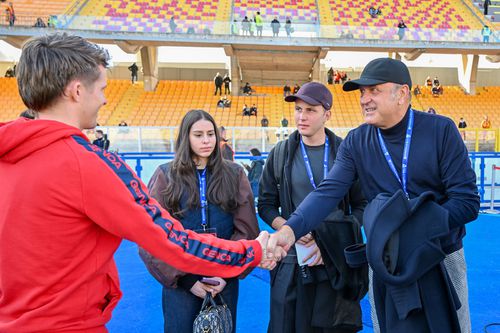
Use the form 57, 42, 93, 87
272, 140, 287, 190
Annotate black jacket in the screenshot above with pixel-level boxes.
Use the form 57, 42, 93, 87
258, 129, 365, 222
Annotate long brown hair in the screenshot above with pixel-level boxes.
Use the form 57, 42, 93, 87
162, 110, 239, 217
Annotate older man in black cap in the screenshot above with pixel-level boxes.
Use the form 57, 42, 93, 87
258, 81, 367, 333
266, 58, 478, 333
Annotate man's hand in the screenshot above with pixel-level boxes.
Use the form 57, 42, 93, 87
266, 225, 295, 262
256, 231, 287, 270
301, 239, 324, 266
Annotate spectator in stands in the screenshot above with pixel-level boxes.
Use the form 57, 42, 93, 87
397, 19, 407, 40
413, 85, 422, 96
144, 110, 259, 333
92, 130, 110, 150
4, 67, 14, 78
283, 83, 292, 97
340, 30, 354, 39
293, 83, 301, 94
242, 104, 251, 116
223, 73, 231, 94
250, 104, 258, 117
118, 120, 128, 126
425, 76, 433, 87
281, 117, 288, 127
19, 109, 35, 119
128, 63, 139, 84
242, 148, 264, 200
261, 115, 269, 127
47, 15, 58, 28
481, 25, 492, 43
6, 2, 15, 27
481, 115, 491, 129
368, 6, 382, 18
203, 27, 212, 35
219, 126, 235, 160
327, 67, 334, 84
33, 17, 47, 28
217, 95, 231, 108
340, 71, 348, 83
231, 19, 239, 35
243, 82, 253, 95
427, 107, 437, 114
249, 18, 256, 37
484, 0, 492, 15
0, 32, 267, 333
285, 17, 293, 37
432, 83, 443, 96
458, 117, 467, 129
214, 72, 223, 96
187, 26, 195, 34
169, 16, 177, 33
242, 16, 250, 36
271, 17, 281, 37
334, 70, 341, 84
433, 76, 440, 86
255, 12, 263, 37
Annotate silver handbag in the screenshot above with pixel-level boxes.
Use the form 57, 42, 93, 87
193, 294, 232, 333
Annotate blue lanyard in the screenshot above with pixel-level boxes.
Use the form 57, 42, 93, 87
198, 168, 208, 229
299, 136, 329, 190
377, 109, 414, 199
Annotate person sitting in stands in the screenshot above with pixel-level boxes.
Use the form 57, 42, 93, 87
118, 120, 128, 126
283, 84, 291, 97
368, 6, 381, 18
33, 17, 46, 28
249, 104, 258, 117
481, 115, 491, 129
425, 76, 432, 87
242, 104, 251, 116
243, 82, 253, 95
217, 96, 231, 108
413, 85, 422, 96
427, 107, 437, 114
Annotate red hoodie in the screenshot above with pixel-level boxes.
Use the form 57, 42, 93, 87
0, 118, 261, 332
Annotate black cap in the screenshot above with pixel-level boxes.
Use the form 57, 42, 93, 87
343, 58, 412, 91
284, 82, 332, 110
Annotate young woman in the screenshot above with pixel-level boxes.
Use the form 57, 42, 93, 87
144, 109, 259, 333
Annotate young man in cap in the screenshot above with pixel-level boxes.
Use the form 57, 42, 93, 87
0, 33, 277, 332
258, 82, 367, 333
266, 58, 479, 333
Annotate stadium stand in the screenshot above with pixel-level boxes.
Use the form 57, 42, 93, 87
0, 0, 73, 26
1, 78, 498, 130
321, 0, 485, 41
415, 85, 500, 127
232, 0, 318, 23
71, 0, 232, 34
0, 78, 26, 122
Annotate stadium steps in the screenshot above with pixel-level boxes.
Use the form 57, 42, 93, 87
317, 0, 336, 36
107, 82, 145, 126
213, 0, 232, 34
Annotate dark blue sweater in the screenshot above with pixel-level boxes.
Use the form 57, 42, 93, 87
286, 109, 479, 251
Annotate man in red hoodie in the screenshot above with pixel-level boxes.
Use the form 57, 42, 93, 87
0, 33, 280, 332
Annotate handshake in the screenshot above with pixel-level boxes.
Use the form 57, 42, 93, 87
254, 226, 296, 270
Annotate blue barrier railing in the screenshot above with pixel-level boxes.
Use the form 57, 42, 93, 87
119, 151, 500, 207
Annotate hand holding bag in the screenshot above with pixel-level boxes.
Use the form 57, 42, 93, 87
193, 293, 233, 333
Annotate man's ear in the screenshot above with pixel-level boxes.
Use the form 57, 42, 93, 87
324, 109, 332, 122
63, 80, 82, 101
